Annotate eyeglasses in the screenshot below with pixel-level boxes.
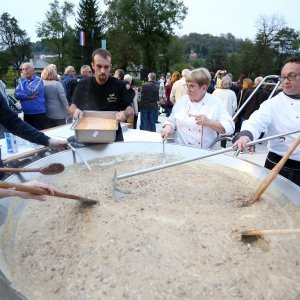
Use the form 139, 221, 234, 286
279, 73, 300, 82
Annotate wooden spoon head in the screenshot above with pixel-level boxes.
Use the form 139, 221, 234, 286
39, 163, 65, 175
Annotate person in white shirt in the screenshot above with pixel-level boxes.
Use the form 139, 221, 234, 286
212, 75, 237, 117
233, 57, 300, 186
161, 68, 235, 149
170, 69, 190, 104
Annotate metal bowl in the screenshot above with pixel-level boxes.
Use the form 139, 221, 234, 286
0, 142, 299, 299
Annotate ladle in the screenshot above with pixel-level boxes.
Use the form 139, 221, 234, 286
0, 163, 65, 175
0, 181, 98, 205
113, 129, 300, 201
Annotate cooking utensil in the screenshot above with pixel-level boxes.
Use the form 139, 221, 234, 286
112, 130, 300, 200
244, 135, 300, 207
0, 181, 97, 205
68, 144, 92, 172
241, 228, 300, 238
0, 163, 65, 176
113, 146, 237, 200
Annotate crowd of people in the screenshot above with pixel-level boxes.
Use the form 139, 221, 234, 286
0, 50, 299, 201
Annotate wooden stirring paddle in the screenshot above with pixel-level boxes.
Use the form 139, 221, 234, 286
245, 136, 300, 207
0, 181, 98, 205
241, 228, 300, 238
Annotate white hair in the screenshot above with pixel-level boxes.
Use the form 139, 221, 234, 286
181, 69, 190, 77
254, 76, 263, 86
124, 74, 132, 83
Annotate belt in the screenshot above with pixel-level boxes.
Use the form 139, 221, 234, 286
267, 151, 300, 170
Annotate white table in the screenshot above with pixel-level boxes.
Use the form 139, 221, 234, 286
0, 125, 162, 163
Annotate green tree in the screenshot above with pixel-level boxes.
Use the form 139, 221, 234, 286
106, 29, 142, 71
162, 35, 186, 73
254, 14, 285, 75
205, 46, 228, 72
105, 0, 187, 71
271, 27, 300, 72
0, 13, 31, 77
36, 0, 75, 71
76, 0, 106, 65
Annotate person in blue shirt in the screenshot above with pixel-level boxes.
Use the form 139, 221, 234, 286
14, 62, 47, 130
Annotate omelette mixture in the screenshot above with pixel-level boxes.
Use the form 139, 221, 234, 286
0, 154, 300, 299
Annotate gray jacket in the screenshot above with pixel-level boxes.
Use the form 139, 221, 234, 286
43, 80, 69, 119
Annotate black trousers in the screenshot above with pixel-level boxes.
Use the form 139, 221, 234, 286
265, 152, 300, 187
24, 113, 47, 130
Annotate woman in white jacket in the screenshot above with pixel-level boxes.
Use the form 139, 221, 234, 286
161, 68, 235, 149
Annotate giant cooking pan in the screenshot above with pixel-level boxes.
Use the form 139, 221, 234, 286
0, 142, 299, 299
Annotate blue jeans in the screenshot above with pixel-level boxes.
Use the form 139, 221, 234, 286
140, 109, 156, 132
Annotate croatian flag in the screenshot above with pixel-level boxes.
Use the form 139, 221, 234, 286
79, 31, 86, 46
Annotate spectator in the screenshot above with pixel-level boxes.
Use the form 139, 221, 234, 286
226, 73, 240, 96
240, 76, 270, 123
165, 71, 181, 117
124, 74, 139, 129
114, 69, 125, 80
14, 62, 47, 130
170, 69, 190, 104
60, 66, 77, 105
80, 65, 93, 79
140, 72, 159, 132
212, 75, 237, 117
41, 66, 71, 128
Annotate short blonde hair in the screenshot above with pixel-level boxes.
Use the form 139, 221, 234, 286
41, 66, 58, 81
186, 68, 211, 87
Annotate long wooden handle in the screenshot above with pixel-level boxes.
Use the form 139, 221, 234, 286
0, 182, 97, 204
0, 167, 40, 173
242, 228, 300, 237
248, 136, 300, 206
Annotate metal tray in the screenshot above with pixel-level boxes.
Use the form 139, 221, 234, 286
70, 110, 118, 143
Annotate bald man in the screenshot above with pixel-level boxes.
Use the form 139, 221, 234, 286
14, 62, 47, 130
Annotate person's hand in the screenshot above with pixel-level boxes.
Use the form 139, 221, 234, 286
73, 108, 83, 119
23, 179, 56, 200
48, 138, 68, 151
27, 92, 38, 99
195, 114, 210, 126
233, 135, 254, 152
116, 111, 126, 122
0, 180, 56, 201
161, 124, 172, 140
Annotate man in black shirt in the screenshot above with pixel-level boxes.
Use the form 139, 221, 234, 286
71, 48, 133, 141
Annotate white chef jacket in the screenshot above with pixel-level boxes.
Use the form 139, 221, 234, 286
163, 94, 235, 149
241, 92, 300, 161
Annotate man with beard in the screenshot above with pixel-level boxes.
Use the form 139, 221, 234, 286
70, 48, 133, 141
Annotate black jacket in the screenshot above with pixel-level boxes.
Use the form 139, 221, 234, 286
140, 81, 159, 111
0, 93, 50, 176
241, 87, 269, 120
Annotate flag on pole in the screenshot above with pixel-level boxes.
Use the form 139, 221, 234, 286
101, 39, 106, 49
79, 31, 86, 46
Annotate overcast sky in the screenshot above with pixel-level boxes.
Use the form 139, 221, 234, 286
1, 0, 299, 42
